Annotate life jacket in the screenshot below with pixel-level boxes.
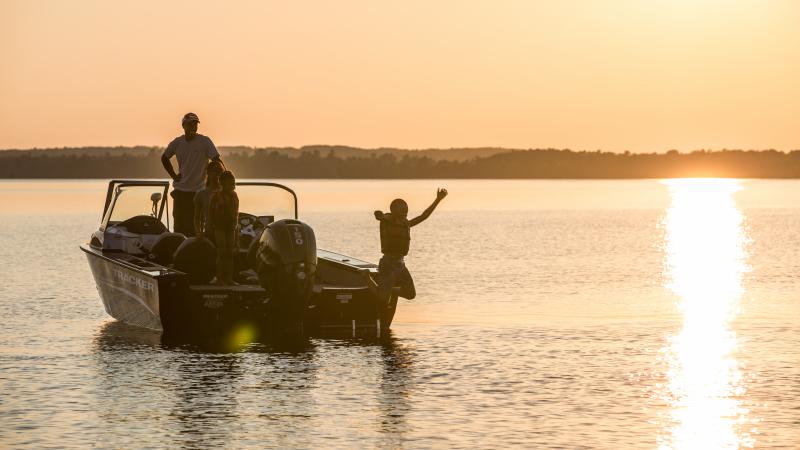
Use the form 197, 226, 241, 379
211, 191, 236, 230
380, 215, 410, 256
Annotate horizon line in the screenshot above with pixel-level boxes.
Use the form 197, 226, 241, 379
1, 145, 798, 154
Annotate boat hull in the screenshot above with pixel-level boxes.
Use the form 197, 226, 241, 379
85, 247, 171, 331
82, 245, 397, 338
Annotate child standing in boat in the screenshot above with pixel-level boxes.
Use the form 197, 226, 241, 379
373, 188, 448, 308
193, 159, 224, 239
209, 170, 239, 285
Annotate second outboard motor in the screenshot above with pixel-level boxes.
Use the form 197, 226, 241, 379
254, 219, 317, 327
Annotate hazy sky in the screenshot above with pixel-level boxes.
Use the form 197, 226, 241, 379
1, 0, 799, 151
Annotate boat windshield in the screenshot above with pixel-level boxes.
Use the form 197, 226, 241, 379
235, 182, 297, 224
103, 183, 168, 227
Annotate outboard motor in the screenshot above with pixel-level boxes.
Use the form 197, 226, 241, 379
254, 219, 317, 327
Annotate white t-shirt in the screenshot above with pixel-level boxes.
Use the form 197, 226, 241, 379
163, 134, 220, 192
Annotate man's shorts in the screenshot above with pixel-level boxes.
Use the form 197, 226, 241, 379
378, 255, 416, 300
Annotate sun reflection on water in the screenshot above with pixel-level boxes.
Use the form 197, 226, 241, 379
659, 179, 753, 450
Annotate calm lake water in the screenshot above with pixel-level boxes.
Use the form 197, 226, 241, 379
1, 179, 799, 449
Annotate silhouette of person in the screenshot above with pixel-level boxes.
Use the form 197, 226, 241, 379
161, 112, 224, 237
193, 160, 224, 239
373, 188, 448, 308
209, 170, 239, 286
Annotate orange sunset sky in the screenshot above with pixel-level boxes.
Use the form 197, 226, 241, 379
1, 0, 799, 151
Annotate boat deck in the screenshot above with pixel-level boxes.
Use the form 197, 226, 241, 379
318, 250, 377, 269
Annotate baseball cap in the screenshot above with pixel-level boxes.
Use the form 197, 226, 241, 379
182, 112, 200, 125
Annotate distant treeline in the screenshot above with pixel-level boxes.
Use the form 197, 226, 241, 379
2, 146, 800, 178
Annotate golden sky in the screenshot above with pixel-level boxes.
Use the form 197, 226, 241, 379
1, 0, 798, 151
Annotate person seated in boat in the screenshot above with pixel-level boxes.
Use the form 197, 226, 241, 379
209, 170, 239, 286
193, 160, 224, 239
373, 188, 448, 306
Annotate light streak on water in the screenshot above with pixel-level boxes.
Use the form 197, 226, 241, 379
659, 179, 753, 449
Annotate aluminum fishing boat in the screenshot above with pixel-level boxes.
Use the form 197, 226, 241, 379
81, 180, 397, 339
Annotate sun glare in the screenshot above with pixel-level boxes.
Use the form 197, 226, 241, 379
228, 323, 258, 352
658, 178, 753, 449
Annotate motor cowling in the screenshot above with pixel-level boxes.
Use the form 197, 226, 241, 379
254, 219, 317, 322
173, 237, 216, 284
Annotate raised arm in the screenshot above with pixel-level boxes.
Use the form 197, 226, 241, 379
409, 188, 448, 227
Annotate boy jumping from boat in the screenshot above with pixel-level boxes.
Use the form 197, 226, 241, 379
373, 188, 448, 308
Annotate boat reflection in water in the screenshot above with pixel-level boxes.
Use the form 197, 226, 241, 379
659, 179, 754, 449
92, 321, 414, 448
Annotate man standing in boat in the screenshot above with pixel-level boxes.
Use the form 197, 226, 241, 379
161, 112, 224, 237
